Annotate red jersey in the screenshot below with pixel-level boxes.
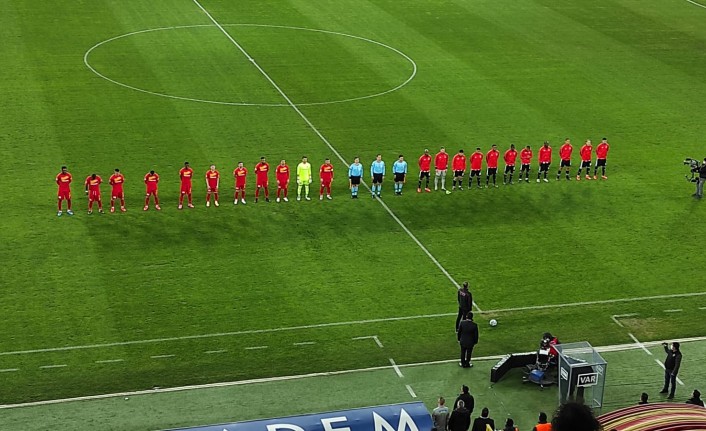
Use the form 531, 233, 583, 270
206, 170, 220, 188
255, 162, 270, 181
276, 165, 290, 184
452, 154, 466, 171
56, 172, 72, 191
559, 144, 573, 161
109, 174, 125, 194
580, 144, 593, 161
144, 172, 159, 191
418, 154, 432, 172
486, 149, 500, 169
233, 167, 247, 187
470, 152, 483, 170
84, 175, 102, 192
320, 163, 334, 182
180, 167, 194, 185
504, 149, 518, 166
538, 146, 552, 163
520, 148, 533, 164
435, 152, 449, 170
596, 142, 609, 159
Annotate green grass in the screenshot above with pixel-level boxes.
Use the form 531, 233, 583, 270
1, 0, 706, 412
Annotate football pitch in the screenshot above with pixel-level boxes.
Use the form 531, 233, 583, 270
1, 0, 706, 425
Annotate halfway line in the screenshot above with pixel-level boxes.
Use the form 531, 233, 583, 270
188, 0, 479, 311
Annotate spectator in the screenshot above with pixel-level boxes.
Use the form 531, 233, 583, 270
638, 392, 649, 405
432, 397, 450, 431
454, 385, 475, 417
686, 389, 704, 407
551, 402, 600, 431
448, 400, 472, 431
532, 412, 551, 431
503, 418, 518, 431
471, 407, 495, 431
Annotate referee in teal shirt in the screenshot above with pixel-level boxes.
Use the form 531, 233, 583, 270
392, 155, 408, 195
370, 154, 385, 198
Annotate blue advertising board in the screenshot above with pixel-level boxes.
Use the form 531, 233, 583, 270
168, 402, 433, 431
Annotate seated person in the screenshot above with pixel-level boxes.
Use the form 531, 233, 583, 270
686, 389, 704, 407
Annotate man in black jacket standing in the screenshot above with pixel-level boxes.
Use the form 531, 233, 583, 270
458, 312, 479, 368
448, 400, 471, 431
660, 341, 682, 399
453, 385, 475, 417
456, 281, 473, 332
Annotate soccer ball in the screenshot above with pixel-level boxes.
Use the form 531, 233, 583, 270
489, 319, 498, 327
445, 190, 452, 195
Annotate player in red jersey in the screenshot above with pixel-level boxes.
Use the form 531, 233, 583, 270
178, 161, 194, 209
233, 162, 248, 205
109, 168, 126, 213
275, 159, 290, 203
593, 138, 610, 180
84, 173, 104, 214
537, 141, 552, 183
451, 149, 466, 191
55, 166, 74, 216
520, 145, 533, 182
254, 156, 270, 203
576, 139, 593, 180
469, 147, 484, 189
205, 164, 220, 207
417, 149, 432, 193
434, 147, 449, 192
503, 144, 518, 185
556, 138, 573, 181
320, 158, 334, 200
143, 170, 161, 211
485, 144, 500, 188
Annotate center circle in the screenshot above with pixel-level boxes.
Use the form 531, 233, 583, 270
84, 24, 417, 107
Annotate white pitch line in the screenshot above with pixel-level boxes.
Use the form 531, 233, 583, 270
95, 359, 124, 364
611, 313, 637, 327
373, 336, 384, 348
389, 358, 404, 378
188, 0, 478, 312
628, 333, 652, 356
653, 359, 684, 386
663, 309, 683, 313
244, 346, 268, 350
293, 342, 316, 346
699, 307, 706, 310
39, 364, 67, 369
204, 350, 228, 354
405, 384, 417, 398
352, 335, 384, 348
685, 0, 706, 10
3, 291, 706, 357
150, 355, 175, 359
0, 368, 19, 373
6, 336, 706, 409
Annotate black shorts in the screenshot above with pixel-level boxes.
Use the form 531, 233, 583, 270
394, 173, 406, 182
419, 171, 430, 179
372, 173, 384, 184
581, 160, 591, 168
349, 176, 361, 185
454, 170, 465, 177
520, 164, 530, 171
470, 170, 481, 177
504, 165, 515, 174
560, 160, 571, 167
487, 167, 497, 175
539, 162, 550, 172
596, 159, 607, 167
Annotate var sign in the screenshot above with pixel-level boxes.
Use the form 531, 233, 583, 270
577, 372, 598, 387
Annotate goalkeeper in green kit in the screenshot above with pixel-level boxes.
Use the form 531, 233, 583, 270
297, 156, 312, 201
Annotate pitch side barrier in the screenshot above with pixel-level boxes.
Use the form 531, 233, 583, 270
167, 402, 433, 431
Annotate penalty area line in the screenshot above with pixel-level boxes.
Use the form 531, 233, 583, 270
188, 0, 477, 311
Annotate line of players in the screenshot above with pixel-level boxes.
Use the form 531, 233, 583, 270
54, 156, 335, 216
54, 138, 609, 216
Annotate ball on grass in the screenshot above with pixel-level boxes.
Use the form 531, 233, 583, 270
489, 319, 498, 327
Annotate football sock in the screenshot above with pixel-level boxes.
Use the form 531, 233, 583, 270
319, 185, 324, 196
283, 189, 287, 197
264, 188, 269, 198
602, 167, 606, 175
179, 194, 184, 204
566, 173, 570, 180
434, 175, 439, 189
509, 174, 513, 182
492, 174, 496, 185
89, 201, 93, 211
188, 194, 192, 204
255, 188, 260, 198
304, 185, 309, 197
145, 197, 149, 206
441, 176, 446, 189
110, 199, 115, 208
544, 172, 548, 179
58, 201, 62, 211
67, 200, 72, 210
98, 201, 103, 210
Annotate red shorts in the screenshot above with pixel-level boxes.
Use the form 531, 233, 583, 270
180, 185, 192, 194
256, 179, 268, 187
277, 180, 288, 188
321, 180, 332, 187
146, 188, 158, 196
112, 191, 124, 199
235, 183, 246, 190
88, 191, 101, 201
57, 190, 71, 200
207, 183, 219, 192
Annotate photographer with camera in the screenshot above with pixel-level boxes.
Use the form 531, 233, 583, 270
694, 158, 706, 199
